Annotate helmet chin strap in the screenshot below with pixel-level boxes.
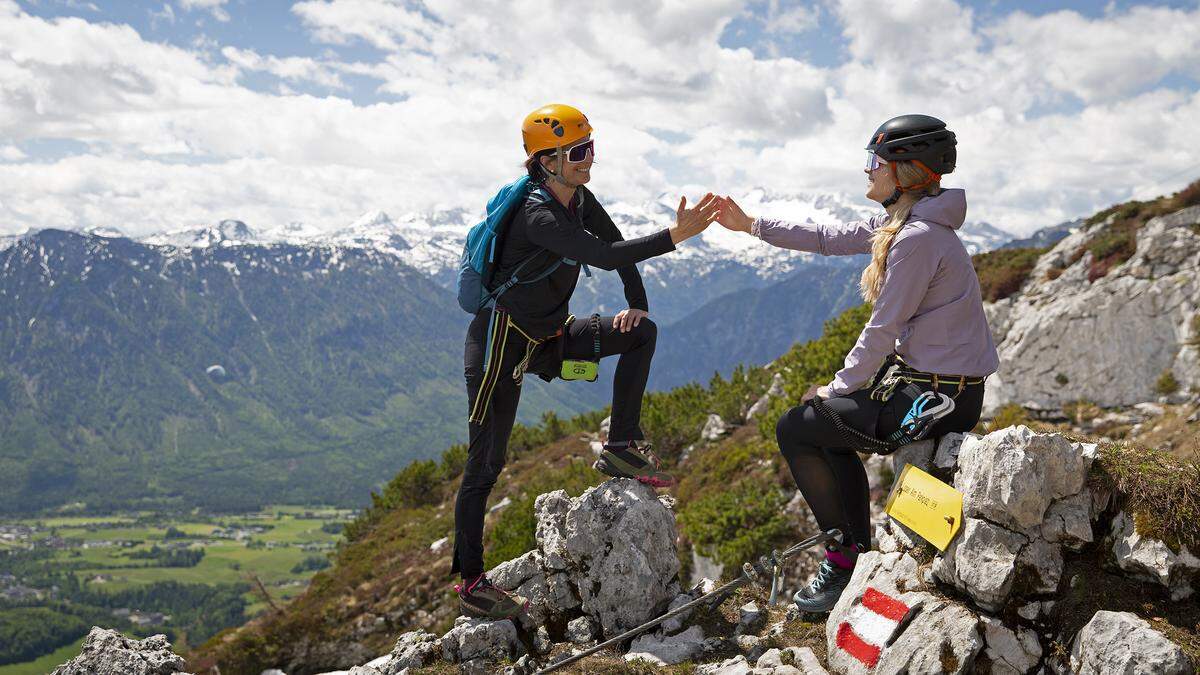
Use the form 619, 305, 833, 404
543, 146, 573, 187
882, 160, 940, 208
882, 188, 903, 208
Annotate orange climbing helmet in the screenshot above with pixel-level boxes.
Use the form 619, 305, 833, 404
522, 104, 592, 157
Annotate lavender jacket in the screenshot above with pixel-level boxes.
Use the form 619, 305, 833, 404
751, 188, 999, 395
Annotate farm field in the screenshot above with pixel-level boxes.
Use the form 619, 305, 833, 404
0, 505, 354, 671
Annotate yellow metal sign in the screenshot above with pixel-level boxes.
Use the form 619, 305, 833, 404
884, 464, 963, 551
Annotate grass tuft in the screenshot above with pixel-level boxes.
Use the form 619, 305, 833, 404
1092, 442, 1200, 551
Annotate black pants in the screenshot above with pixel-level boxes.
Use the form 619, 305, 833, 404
452, 307, 658, 578
774, 376, 984, 550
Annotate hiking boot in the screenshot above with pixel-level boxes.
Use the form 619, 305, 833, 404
792, 559, 854, 614
593, 442, 675, 487
456, 575, 528, 620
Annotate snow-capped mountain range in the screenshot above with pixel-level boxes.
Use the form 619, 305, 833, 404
29, 188, 1009, 280
1, 189, 1013, 324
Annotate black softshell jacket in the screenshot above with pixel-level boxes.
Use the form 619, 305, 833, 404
489, 185, 675, 338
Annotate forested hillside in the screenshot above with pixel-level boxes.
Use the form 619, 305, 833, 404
0, 230, 597, 514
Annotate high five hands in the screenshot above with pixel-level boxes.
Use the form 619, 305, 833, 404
669, 193, 720, 244
714, 196, 754, 234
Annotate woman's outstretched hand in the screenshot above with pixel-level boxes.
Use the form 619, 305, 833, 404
716, 196, 755, 234
670, 193, 719, 244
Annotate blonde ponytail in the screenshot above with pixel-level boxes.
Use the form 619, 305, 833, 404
859, 161, 940, 302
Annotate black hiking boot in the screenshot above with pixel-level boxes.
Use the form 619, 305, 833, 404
793, 559, 854, 614
593, 441, 675, 487
456, 574, 528, 620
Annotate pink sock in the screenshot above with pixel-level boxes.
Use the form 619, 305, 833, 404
826, 549, 855, 570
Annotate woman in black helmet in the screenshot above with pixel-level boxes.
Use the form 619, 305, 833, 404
716, 115, 999, 612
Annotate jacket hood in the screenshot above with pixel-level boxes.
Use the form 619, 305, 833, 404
910, 188, 966, 230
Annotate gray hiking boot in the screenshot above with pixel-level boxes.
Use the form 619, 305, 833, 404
456, 575, 528, 620
793, 559, 854, 614
593, 441, 675, 487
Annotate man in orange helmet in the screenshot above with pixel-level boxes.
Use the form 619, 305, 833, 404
453, 103, 719, 619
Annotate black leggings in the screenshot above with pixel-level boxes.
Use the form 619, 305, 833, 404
453, 308, 658, 578
775, 380, 984, 550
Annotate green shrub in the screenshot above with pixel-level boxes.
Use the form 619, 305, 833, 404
290, 555, 331, 574
988, 403, 1030, 432
1055, 373, 1069, 386
1063, 399, 1101, 426
439, 443, 468, 481
1174, 178, 1200, 209
1155, 369, 1180, 396
971, 246, 1049, 302
756, 304, 873, 439
678, 479, 793, 571
640, 382, 710, 458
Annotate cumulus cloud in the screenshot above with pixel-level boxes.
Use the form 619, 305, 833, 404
0, 0, 1198, 237
221, 46, 346, 90
0, 144, 27, 161
177, 0, 228, 22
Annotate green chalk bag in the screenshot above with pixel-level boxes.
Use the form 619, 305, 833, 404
559, 314, 601, 382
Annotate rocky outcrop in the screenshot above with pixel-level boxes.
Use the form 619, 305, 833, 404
58, 428, 1197, 675
929, 427, 1097, 611
1070, 611, 1192, 674
51, 627, 191, 675
828, 427, 1196, 675
1110, 510, 1200, 600
984, 205, 1200, 412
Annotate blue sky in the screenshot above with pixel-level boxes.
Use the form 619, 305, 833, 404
3, 0, 1200, 235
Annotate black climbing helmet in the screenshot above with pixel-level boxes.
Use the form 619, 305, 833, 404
866, 114, 957, 176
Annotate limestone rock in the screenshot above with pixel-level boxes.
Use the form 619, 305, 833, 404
533, 490, 572, 570
983, 205, 1200, 411
1041, 491, 1094, 549
51, 628, 191, 675
565, 617, 596, 645
757, 647, 829, 674
874, 598, 982, 674
933, 518, 1025, 612
697, 656, 753, 675
379, 630, 440, 674
549, 478, 681, 637
768, 372, 785, 397
746, 394, 771, 421
661, 591, 698, 634
701, 413, 728, 441
980, 615, 1042, 674
736, 601, 766, 635
935, 432, 974, 470
488, 550, 541, 591
625, 625, 706, 666
890, 438, 935, 477
1070, 610, 1192, 674
1111, 510, 1200, 600
955, 426, 1086, 534
440, 617, 521, 663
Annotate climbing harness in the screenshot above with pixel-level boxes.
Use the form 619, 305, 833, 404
809, 357, 982, 455
533, 529, 844, 675
468, 306, 548, 424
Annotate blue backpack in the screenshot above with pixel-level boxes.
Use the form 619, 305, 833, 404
456, 177, 576, 314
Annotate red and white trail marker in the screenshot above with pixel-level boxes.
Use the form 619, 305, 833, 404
834, 587, 912, 668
